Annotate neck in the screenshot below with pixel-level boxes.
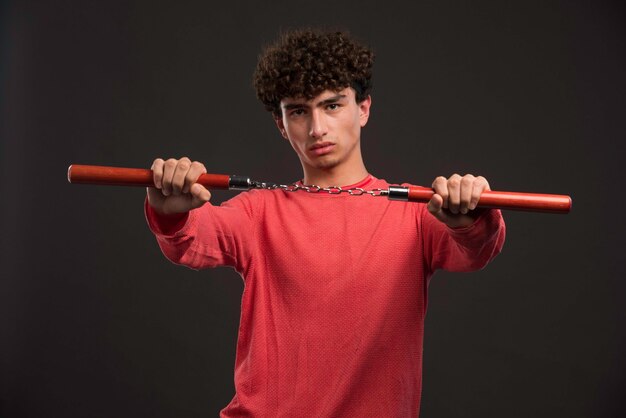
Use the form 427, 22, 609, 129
302, 161, 369, 187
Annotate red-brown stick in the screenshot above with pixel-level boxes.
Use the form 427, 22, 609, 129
67, 164, 231, 189
406, 185, 571, 213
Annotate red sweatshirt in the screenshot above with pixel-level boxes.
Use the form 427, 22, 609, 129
145, 175, 505, 417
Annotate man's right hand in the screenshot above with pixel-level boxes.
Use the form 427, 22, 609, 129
147, 157, 212, 215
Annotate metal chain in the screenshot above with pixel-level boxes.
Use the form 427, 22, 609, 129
253, 181, 388, 197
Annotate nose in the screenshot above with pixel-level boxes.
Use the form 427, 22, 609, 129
309, 109, 328, 139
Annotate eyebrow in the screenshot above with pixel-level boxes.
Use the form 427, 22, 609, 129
282, 94, 347, 110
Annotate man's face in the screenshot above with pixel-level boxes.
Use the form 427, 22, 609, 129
275, 87, 371, 174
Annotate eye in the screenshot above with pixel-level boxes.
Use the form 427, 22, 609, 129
289, 108, 306, 117
327, 103, 340, 111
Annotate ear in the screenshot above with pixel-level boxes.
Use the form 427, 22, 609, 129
274, 115, 289, 140
358, 95, 372, 128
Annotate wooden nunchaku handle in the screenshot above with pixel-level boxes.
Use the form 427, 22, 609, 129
393, 185, 572, 214
67, 164, 231, 189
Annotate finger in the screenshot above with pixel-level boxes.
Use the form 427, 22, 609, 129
171, 157, 192, 196
459, 174, 476, 214
431, 176, 449, 209
190, 183, 212, 209
182, 161, 207, 194
151, 158, 165, 189
469, 176, 490, 210
161, 158, 178, 196
447, 173, 462, 214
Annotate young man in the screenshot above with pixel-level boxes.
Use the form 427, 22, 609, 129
145, 29, 505, 417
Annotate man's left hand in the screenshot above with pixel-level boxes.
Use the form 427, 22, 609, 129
427, 174, 490, 229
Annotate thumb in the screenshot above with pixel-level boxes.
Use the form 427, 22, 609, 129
427, 193, 451, 224
189, 183, 211, 209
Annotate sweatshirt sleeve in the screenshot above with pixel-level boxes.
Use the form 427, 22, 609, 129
144, 193, 256, 273
421, 206, 506, 274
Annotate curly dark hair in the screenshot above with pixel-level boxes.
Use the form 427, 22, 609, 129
253, 28, 375, 117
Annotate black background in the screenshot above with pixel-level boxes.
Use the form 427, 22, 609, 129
1, 0, 625, 417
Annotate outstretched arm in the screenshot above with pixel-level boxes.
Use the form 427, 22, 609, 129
145, 157, 254, 272
423, 173, 505, 273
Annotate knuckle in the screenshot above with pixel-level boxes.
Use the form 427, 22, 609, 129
432, 176, 446, 188
154, 159, 162, 169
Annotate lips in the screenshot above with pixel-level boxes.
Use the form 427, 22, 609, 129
309, 142, 336, 156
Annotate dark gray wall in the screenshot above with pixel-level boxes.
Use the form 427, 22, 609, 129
1, 0, 625, 416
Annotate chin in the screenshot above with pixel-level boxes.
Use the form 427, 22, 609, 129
313, 158, 341, 170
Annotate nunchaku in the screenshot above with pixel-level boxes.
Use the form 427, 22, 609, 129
67, 164, 572, 214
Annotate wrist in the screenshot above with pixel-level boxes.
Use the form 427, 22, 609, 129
145, 199, 190, 235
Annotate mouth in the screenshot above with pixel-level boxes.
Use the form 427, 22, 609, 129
309, 142, 336, 156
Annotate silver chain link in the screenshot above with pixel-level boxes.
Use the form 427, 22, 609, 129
254, 182, 388, 197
